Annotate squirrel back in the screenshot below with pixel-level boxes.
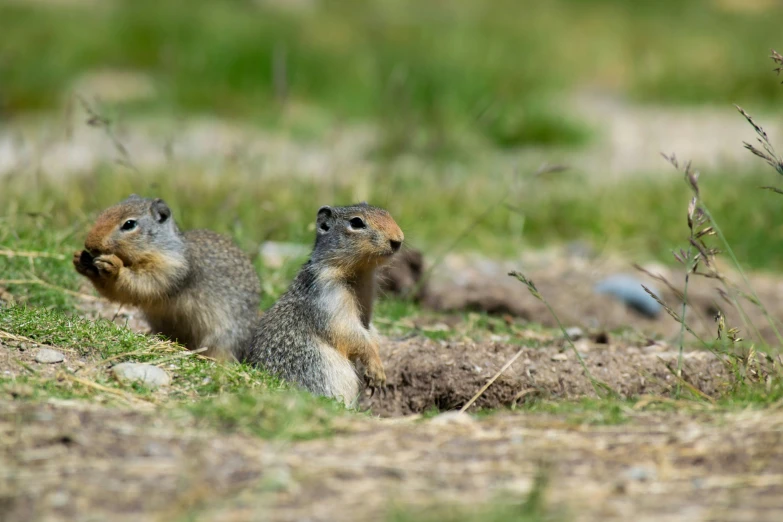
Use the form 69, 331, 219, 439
74, 195, 261, 361
242, 203, 404, 405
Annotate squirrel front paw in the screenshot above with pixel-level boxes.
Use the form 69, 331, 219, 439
93, 254, 123, 278
364, 361, 387, 398
73, 250, 99, 278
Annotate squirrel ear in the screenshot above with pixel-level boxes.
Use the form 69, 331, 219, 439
316, 206, 333, 234
150, 198, 172, 223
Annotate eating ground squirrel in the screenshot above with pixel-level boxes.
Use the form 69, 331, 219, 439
241, 203, 404, 405
73, 194, 261, 361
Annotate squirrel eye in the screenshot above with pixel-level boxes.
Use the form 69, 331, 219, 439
349, 217, 366, 229
121, 219, 138, 231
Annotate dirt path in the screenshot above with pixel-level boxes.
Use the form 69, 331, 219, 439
3, 400, 782, 522
1, 92, 778, 182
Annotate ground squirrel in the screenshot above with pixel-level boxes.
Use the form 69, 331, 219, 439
73, 195, 261, 361
241, 203, 404, 405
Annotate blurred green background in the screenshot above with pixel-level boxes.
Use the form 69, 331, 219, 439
2, 0, 783, 284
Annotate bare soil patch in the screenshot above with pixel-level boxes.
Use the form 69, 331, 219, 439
361, 337, 729, 416
2, 401, 783, 521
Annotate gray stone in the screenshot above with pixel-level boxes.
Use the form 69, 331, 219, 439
551, 353, 568, 362
34, 348, 65, 364
594, 274, 661, 318
112, 363, 170, 389
624, 465, 657, 482
564, 327, 584, 341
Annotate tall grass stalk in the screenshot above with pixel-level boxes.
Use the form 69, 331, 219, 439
509, 271, 617, 399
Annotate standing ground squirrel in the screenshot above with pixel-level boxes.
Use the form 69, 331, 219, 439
241, 203, 404, 405
73, 195, 261, 361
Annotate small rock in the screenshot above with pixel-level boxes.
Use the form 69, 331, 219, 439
35, 349, 65, 364
623, 465, 657, 482
574, 339, 591, 352
430, 411, 475, 426
595, 274, 661, 318
564, 327, 584, 341
47, 491, 70, 508
112, 363, 170, 389
551, 353, 568, 362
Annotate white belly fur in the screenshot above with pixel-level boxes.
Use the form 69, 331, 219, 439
317, 341, 360, 407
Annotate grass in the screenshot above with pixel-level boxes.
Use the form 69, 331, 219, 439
0, 305, 351, 441
3, 4, 783, 519
2, 0, 783, 154
7, 163, 783, 299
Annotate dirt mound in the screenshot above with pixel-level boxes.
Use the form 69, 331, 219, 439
75, 291, 738, 419
361, 337, 731, 416
418, 250, 783, 347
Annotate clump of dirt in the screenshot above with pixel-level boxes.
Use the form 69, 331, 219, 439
377, 248, 426, 299
361, 337, 732, 416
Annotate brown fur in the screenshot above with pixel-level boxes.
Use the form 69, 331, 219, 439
74, 195, 261, 362
244, 203, 402, 404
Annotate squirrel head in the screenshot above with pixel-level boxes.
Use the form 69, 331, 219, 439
312, 203, 404, 272
83, 195, 185, 267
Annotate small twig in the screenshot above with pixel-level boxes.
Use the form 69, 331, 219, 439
149, 347, 207, 367
460, 346, 526, 413
512, 387, 539, 406
273, 41, 288, 107
76, 95, 138, 172
0, 249, 66, 260
633, 394, 712, 410
62, 373, 157, 405
658, 358, 716, 404
0, 278, 99, 301
632, 262, 711, 334
76, 347, 169, 375
13, 358, 38, 375
111, 304, 124, 323
0, 330, 78, 353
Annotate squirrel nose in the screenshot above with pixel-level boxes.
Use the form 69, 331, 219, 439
389, 240, 402, 252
